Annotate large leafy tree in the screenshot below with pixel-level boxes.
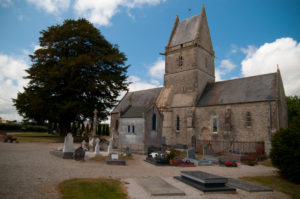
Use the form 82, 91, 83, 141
13, 19, 128, 135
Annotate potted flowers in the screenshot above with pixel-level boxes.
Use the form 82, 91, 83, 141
166, 151, 175, 165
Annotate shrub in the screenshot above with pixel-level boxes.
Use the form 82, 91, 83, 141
270, 128, 300, 184
245, 157, 257, 166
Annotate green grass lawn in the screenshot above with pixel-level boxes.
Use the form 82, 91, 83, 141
12, 132, 64, 143
241, 176, 300, 199
58, 178, 128, 199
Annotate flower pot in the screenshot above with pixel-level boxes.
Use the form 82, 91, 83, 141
169, 159, 174, 165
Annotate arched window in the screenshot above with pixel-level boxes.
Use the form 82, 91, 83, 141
152, 114, 156, 130
176, 115, 180, 131
213, 114, 218, 132
132, 125, 135, 133
246, 112, 252, 127
127, 125, 130, 133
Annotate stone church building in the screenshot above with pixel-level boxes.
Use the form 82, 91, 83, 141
110, 6, 288, 155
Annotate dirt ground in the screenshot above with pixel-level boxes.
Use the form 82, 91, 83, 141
0, 142, 289, 199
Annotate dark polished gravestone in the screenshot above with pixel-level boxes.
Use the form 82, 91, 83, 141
144, 146, 169, 166
174, 171, 236, 192
74, 147, 85, 161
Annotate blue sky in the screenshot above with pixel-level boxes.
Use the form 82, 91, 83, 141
0, 0, 300, 121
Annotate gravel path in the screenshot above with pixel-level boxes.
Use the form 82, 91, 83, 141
0, 142, 289, 199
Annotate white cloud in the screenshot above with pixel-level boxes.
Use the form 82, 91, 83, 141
0, 0, 12, 7
241, 45, 257, 59
219, 59, 236, 71
241, 37, 300, 96
0, 54, 29, 121
215, 59, 237, 81
26, 0, 70, 14
73, 0, 166, 26
127, 75, 160, 91
215, 69, 222, 81
149, 57, 165, 80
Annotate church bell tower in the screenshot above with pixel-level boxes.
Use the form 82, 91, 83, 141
157, 5, 215, 109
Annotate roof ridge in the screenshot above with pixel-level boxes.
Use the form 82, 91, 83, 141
214, 72, 277, 84
128, 87, 163, 94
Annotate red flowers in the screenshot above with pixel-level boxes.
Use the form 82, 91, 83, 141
224, 161, 237, 167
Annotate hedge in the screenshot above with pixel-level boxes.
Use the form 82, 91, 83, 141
0, 123, 48, 132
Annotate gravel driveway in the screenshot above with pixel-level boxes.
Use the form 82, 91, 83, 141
0, 142, 289, 199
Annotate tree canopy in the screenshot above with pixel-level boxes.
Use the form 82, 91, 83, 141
13, 19, 128, 134
286, 96, 300, 126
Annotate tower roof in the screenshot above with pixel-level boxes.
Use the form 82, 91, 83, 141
170, 14, 202, 46
168, 5, 213, 52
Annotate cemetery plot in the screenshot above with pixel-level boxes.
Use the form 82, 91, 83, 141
105, 153, 126, 165
136, 177, 185, 196
174, 171, 236, 192
228, 178, 273, 192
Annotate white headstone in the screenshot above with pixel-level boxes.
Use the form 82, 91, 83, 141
111, 154, 118, 160
63, 133, 74, 153
107, 133, 114, 155
94, 138, 100, 155
89, 137, 94, 150
82, 140, 86, 149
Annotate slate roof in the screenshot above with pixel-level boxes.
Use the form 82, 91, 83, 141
112, 87, 162, 118
197, 73, 277, 107
170, 14, 201, 46
120, 106, 145, 118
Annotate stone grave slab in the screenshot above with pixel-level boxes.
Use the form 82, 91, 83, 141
137, 177, 185, 196
189, 159, 213, 166
174, 171, 236, 192
105, 154, 126, 165
228, 178, 273, 192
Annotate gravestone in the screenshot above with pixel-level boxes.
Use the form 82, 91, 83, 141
50, 133, 74, 159
74, 147, 85, 161
187, 148, 196, 159
125, 146, 132, 156
63, 133, 74, 159
147, 146, 161, 157
186, 148, 214, 166
174, 171, 236, 192
89, 137, 94, 151
111, 153, 119, 160
82, 140, 86, 150
145, 146, 169, 166
105, 153, 125, 165
94, 138, 100, 155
